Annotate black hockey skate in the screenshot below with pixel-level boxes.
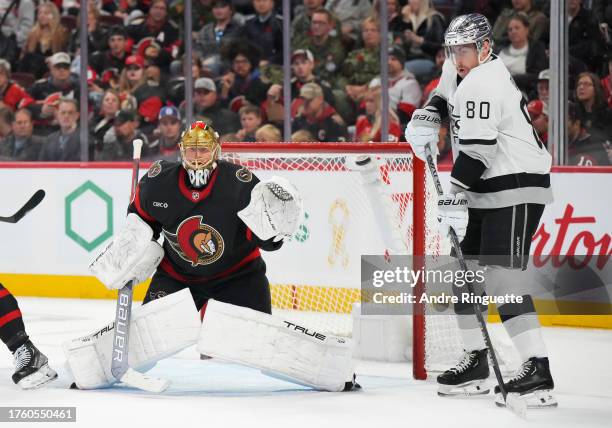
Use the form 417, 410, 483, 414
495, 357, 557, 408
437, 349, 490, 396
12, 340, 58, 389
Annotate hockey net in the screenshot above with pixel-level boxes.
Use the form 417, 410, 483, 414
219, 142, 463, 379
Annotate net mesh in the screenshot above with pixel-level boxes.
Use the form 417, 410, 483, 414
221, 146, 463, 373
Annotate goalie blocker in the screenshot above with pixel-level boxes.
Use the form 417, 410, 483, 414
64, 290, 356, 392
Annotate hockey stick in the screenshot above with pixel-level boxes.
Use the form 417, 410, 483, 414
0, 189, 45, 223
423, 146, 526, 419
110, 139, 169, 393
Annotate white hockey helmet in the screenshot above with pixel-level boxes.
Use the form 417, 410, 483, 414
444, 13, 493, 65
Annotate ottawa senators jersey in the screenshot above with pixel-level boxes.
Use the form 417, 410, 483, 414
431, 57, 553, 209
129, 160, 282, 283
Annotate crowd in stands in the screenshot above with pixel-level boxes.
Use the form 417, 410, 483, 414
0, 0, 609, 165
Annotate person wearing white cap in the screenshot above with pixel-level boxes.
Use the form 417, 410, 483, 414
192, 77, 239, 135
28, 52, 79, 135
536, 69, 549, 104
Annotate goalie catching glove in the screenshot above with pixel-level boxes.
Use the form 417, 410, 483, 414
438, 193, 468, 242
238, 176, 303, 241
404, 106, 441, 162
89, 213, 163, 289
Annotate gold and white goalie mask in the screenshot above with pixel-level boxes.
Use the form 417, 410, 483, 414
179, 121, 221, 188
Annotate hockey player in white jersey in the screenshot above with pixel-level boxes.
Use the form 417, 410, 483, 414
405, 13, 556, 408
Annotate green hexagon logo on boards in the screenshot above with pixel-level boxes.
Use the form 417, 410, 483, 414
65, 180, 113, 252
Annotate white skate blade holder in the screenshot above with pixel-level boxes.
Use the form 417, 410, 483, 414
119, 367, 169, 393
17, 364, 58, 390
496, 389, 557, 412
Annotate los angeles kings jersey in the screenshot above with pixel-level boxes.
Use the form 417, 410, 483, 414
129, 160, 282, 283
431, 57, 553, 208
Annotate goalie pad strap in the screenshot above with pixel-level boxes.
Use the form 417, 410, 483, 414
63, 289, 201, 389
197, 300, 353, 392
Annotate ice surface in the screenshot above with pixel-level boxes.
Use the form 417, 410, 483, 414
1, 297, 611, 428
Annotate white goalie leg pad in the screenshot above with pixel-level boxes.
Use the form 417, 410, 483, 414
89, 213, 161, 289
198, 300, 353, 392
63, 289, 201, 389
237, 176, 304, 241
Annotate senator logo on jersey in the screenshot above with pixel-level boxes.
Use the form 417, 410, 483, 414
163, 216, 225, 266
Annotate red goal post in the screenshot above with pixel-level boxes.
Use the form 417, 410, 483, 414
219, 142, 431, 380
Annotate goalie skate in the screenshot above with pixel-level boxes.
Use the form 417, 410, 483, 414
12, 340, 58, 390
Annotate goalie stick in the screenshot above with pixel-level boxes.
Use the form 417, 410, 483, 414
0, 189, 45, 223
423, 146, 527, 419
110, 139, 169, 393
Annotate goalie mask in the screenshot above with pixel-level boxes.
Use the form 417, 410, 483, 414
179, 121, 221, 188
444, 13, 493, 66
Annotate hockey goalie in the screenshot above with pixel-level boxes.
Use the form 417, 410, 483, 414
63, 121, 357, 392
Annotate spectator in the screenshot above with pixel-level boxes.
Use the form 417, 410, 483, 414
240, 0, 283, 65
291, 129, 315, 141
69, 6, 108, 55
117, 54, 166, 130
169, 0, 215, 34
399, 0, 446, 80
354, 87, 402, 142
338, 17, 381, 104
146, 106, 183, 161
0, 107, 12, 141
292, 0, 327, 47
39, 98, 82, 161
235, 104, 262, 142
569, 0, 607, 71
458, 1, 509, 24
19, 2, 69, 79
220, 46, 269, 107
127, 0, 180, 61
0, 59, 34, 111
91, 26, 129, 75
293, 8, 345, 86
536, 68, 550, 104
92, 89, 121, 149
292, 82, 348, 142
373, 0, 409, 43
97, 109, 151, 161
567, 101, 611, 165
29, 52, 80, 127
574, 72, 610, 132
601, 54, 612, 108
326, 0, 371, 43
134, 36, 173, 73
0, 0, 34, 53
527, 99, 549, 147
193, 77, 240, 134
496, 13, 548, 95
195, 0, 242, 61
0, 108, 42, 160
118, 55, 147, 110
265, 49, 335, 122
492, 0, 549, 45
255, 123, 282, 141
369, 46, 422, 127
